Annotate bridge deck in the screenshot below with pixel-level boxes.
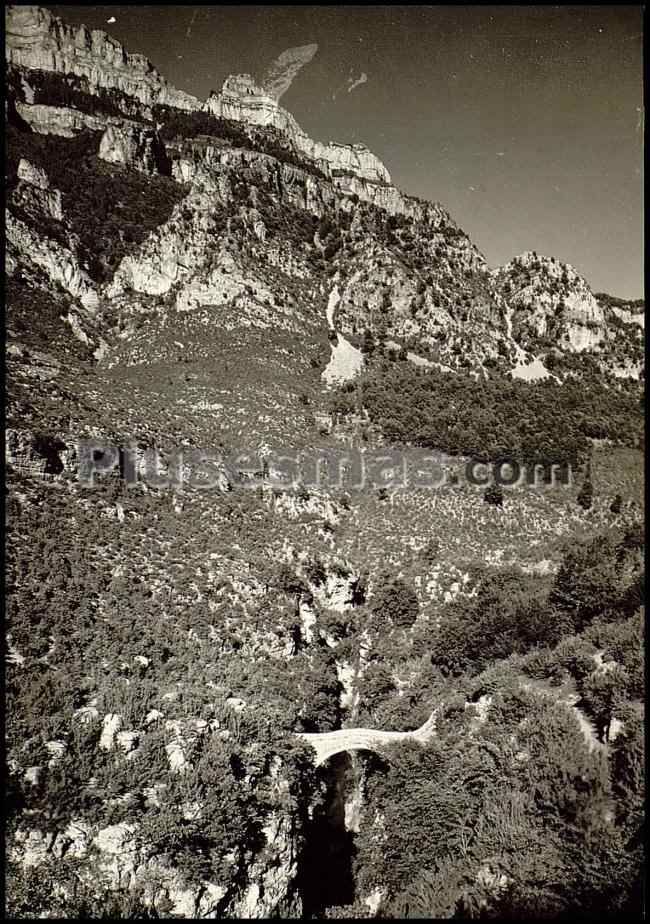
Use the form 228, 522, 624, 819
297, 710, 438, 766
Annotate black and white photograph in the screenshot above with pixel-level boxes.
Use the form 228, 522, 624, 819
5, 3, 645, 918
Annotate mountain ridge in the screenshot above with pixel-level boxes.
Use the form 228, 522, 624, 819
6, 4, 643, 383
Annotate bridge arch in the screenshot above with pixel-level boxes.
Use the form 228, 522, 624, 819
296, 710, 439, 766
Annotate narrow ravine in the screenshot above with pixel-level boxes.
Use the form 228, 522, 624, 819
296, 753, 357, 916
296, 593, 369, 917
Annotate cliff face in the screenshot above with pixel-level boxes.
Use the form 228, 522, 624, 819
99, 121, 170, 176
6, 7, 391, 188
169, 134, 447, 224
7, 211, 98, 310
492, 252, 607, 353
5, 5, 200, 110
14, 99, 108, 136
205, 74, 392, 185
16, 157, 63, 219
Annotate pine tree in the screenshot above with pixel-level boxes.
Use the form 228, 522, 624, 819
361, 328, 376, 357
577, 476, 593, 510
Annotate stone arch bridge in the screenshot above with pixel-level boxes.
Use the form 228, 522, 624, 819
296, 710, 439, 766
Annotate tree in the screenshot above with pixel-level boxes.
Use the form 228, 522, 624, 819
295, 482, 310, 502
360, 663, 397, 719
580, 665, 629, 742
609, 709, 644, 834
324, 239, 340, 260
275, 564, 308, 601
371, 576, 419, 628
619, 521, 643, 557
610, 493, 623, 515
420, 539, 440, 565
361, 328, 376, 357
484, 483, 503, 507
577, 476, 593, 510
304, 556, 327, 587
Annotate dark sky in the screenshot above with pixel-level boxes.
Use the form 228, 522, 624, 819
51, 5, 644, 298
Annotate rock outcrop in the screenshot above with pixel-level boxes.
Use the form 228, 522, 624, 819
492, 251, 607, 352
205, 74, 391, 184
168, 134, 449, 224
230, 812, 302, 917
6, 212, 98, 310
15, 157, 63, 220
99, 120, 170, 175
6, 5, 200, 110
105, 187, 217, 297
14, 100, 108, 136
17, 156, 49, 189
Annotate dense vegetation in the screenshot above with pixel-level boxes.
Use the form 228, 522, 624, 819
429, 528, 643, 676
330, 360, 644, 465
7, 66, 127, 118
346, 526, 645, 918
6, 123, 187, 283
6, 480, 335, 916
7, 451, 644, 916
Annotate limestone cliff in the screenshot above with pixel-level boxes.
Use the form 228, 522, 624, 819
492, 251, 607, 353
14, 100, 108, 136
7, 212, 98, 310
6, 7, 391, 187
15, 157, 63, 220
10, 799, 304, 918
5, 5, 200, 110
205, 74, 391, 185
99, 121, 170, 176
169, 133, 437, 220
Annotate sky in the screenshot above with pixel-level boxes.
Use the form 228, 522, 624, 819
51, 5, 644, 298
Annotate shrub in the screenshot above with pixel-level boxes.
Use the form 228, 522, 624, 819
484, 483, 504, 507
577, 477, 594, 511
371, 576, 419, 628
420, 539, 440, 565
